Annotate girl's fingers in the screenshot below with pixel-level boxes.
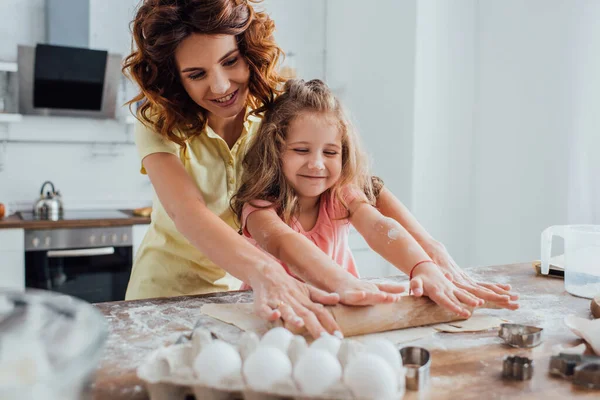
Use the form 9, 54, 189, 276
375, 282, 407, 294
410, 277, 424, 297
307, 285, 340, 305
361, 291, 395, 304
340, 290, 367, 304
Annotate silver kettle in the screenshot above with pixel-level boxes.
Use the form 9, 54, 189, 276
33, 181, 64, 220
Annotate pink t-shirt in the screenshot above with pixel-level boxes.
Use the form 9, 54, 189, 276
240, 188, 363, 289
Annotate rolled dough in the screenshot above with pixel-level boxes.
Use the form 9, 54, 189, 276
200, 303, 506, 344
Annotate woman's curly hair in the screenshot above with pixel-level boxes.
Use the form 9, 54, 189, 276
122, 0, 285, 147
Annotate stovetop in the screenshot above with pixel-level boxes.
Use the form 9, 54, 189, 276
18, 210, 130, 221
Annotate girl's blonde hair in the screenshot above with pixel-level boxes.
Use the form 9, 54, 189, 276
232, 79, 381, 224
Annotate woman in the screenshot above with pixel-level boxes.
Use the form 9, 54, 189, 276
122, 0, 517, 337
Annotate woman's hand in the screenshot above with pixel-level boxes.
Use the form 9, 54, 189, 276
421, 240, 519, 310
410, 262, 485, 317
249, 263, 343, 339
332, 277, 406, 306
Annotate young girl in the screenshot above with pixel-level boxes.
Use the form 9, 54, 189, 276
232, 79, 485, 321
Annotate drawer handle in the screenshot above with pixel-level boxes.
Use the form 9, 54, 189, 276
47, 247, 115, 258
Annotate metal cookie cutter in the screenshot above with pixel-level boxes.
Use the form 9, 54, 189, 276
549, 353, 600, 389
400, 346, 431, 391
573, 363, 600, 390
498, 323, 543, 348
503, 355, 534, 380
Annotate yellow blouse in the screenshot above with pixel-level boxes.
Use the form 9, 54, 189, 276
125, 113, 261, 300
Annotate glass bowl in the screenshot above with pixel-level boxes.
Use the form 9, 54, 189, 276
0, 288, 108, 400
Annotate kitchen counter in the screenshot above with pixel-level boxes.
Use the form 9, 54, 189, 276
0, 210, 150, 229
91, 263, 598, 400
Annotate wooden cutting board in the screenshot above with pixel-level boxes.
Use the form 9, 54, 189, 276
592, 295, 600, 319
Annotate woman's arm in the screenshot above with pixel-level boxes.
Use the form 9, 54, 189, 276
143, 153, 342, 338
245, 207, 406, 306
350, 200, 486, 317
375, 188, 519, 307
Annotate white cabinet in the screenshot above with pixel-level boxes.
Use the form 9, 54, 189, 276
0, 228, 25, 290
132, 224, 149, 259
348, 228, 394, 278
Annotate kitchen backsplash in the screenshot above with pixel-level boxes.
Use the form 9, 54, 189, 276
0, 115, 154, 213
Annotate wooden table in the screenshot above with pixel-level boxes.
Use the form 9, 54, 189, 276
91, 263, 599, 400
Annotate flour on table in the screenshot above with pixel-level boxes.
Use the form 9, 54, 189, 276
200, 303, 506, 344
433, 315, 509, 333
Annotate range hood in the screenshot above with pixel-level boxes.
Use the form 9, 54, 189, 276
17, 0, 121, 119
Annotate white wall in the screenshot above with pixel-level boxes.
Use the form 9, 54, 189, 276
470, 0, 576, 266
325, 0, 417, 276
567, 1, 600, 224
411, 0, 476, 267
326, 0, 417, 205
261, 0, 326, 81
0, 0, 45, 61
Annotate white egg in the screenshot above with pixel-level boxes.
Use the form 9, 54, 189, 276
294, 348, 342, 396
164, 343, 195, 379
243, 346, 292, 391
193, 340, 242, 387
364, 338, 403, 374
309, 333, 341, 356
191, 328, 213, 358
238, 331, 260, 361
337, 339, 365, 368
344, 353, 398, 399
287, 334, 308, 365
259, 327, 295, 353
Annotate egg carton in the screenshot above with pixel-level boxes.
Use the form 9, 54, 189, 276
137, 328, 406, 400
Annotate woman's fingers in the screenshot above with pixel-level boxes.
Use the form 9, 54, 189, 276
454, 281, 505, 303
453, 282, 519, 310
293, 301, 340, 339
454, 288, 484, 307
277, 302, 304, 328
255, 302, 280, 321
479, 282, 519, 300
428, 287, 470, 318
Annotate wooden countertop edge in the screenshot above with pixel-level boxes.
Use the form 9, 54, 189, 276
0, 210, 151, 229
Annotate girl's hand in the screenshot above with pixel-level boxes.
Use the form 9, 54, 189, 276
333, 277, 406, 306
249, 263, 343, 339
421, 240, 519, 310
410, 261, 485, 317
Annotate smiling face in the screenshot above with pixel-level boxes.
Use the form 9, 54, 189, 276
175, 34, 251, 120
281, 112, 343, 204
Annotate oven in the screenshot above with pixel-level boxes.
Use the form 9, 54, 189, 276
24, 226, 133, 303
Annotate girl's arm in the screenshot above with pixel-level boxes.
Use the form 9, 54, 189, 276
143, 153, 341, 338
245, 207, 406, 306
375, 188, 519, 307
350, 200, 488, 317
